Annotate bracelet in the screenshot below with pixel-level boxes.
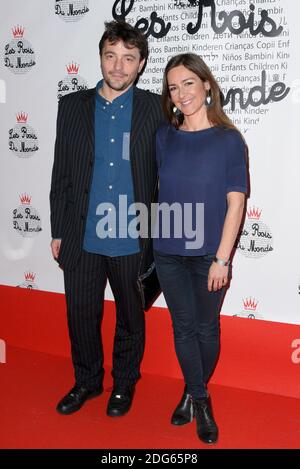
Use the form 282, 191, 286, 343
213, 256, 230, 267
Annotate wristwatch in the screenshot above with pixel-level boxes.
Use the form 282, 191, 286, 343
213, 256, 231, 267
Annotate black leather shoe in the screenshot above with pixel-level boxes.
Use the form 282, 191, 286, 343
56, 384, 103, 415
106, 385, 135, 417
171, 388, 193, 425
193, 396, 218, 444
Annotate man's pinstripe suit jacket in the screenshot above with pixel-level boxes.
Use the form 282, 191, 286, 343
50, 86, 163, 276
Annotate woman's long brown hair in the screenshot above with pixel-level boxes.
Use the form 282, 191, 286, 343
162, 53, 237, 131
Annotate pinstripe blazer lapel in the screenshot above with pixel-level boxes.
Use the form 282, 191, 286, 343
131, 87, 151, 154
79, 88, 96, 155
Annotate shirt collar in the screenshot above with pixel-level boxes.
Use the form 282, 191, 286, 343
96, 80, 133, 107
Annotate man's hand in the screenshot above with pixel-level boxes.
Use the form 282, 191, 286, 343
51, 239, 62, 260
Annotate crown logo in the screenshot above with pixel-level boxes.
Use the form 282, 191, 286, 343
66, 62, 79, 74
16, 112, 28, 123
243, 297, 258, 311
247, 206, 262, 220
12, 25, 25, 38
24, 271, 35, 282
19, 193, 31, 205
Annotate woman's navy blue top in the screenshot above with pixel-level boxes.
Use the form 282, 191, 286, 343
153, 123, 247, 256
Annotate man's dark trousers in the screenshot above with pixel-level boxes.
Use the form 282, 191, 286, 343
64, 250, 144, 390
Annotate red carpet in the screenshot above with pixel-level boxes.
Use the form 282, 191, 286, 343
1, 285, 300, 400
1, 346, 300, 449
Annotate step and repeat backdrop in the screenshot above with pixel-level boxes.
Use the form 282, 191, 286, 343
0, 0, 299, 324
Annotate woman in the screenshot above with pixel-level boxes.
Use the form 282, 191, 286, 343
153, 53, 248, 444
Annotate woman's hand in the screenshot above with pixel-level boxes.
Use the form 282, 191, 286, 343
208, 262, 229, 292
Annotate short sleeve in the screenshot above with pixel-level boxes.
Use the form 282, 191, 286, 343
226, 131, 248, 194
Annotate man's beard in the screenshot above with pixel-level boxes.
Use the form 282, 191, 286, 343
106, 74, 131, 92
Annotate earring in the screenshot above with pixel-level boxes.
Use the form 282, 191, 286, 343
205, 90, 213, 107
173, 106, 182, 116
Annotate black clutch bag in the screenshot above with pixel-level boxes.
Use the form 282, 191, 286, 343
137, 262, 161, 311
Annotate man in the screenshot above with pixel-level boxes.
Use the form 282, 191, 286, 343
50, 21, 163, 417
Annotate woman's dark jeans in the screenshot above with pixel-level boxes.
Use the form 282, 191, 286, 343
154, 251, 225, 399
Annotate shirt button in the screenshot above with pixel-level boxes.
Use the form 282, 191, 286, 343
108, 207, 112, 212
108, 228, 112, 232
120, 105, 124, 109
103, 106, 106, 110
106, 102, 109, 105
111, 115, 115, 120
109, 185, 113, 190
110, 138, 115, 143
109, 162, 114, 166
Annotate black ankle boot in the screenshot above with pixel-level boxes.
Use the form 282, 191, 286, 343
171, 387, 193, 426
193, 396, 218, 444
